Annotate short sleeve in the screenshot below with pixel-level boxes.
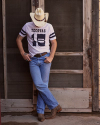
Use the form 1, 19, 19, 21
49, 24, 56, 41
19, 23, 27, 37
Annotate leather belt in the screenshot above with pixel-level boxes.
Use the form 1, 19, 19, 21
34, 52, 47, 57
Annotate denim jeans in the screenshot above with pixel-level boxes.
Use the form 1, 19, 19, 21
29, 52, 59, 114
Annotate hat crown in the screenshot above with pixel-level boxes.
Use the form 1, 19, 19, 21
35, 8, 44, 20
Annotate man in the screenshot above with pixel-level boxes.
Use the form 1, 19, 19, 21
16, 8, 62, 122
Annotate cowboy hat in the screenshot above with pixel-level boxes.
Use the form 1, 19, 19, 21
30, 8, 49, 27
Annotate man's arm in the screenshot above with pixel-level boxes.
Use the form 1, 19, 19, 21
44, 39, 57, 63
16, 35, 31, 61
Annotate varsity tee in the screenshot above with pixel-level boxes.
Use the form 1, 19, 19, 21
19, 22, 56, 57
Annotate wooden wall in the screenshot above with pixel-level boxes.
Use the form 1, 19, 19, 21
98, 0, 100, 108
0, 0, 4, 98
0, 0, 83, 99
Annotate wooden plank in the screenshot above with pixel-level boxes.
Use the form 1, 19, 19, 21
31, 0, 35, 12
50, 70, 83, 74
1, 99, 33, 107
1, 107, 92, 112
45, 108, 92, 112
1, 107, 33, 112
1, 88, 92, 112
32, 88, 92, 107
99, 101, 100, 109
55, 52, 83, 56
39, 0, 44, 11
49, 89, 89, 108
2, 0, 7, 99
83, 0, 92, 88
99, 1, 100, 110
92, 0, 99, 111
49, 88, 92, 95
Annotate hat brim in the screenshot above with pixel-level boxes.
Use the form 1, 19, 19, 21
30, 12, 49, 27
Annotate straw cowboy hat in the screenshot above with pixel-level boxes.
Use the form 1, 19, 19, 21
30, 8, 49, 27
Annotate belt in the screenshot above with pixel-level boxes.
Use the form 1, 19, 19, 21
34, 52, 47, 57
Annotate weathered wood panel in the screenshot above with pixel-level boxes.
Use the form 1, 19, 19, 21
55, 52, 83, 56
92, 0, 99, 111
50, 70, 83, 74
45, 108, 92, 112
45, 0, 83, 52
1, 88, 92, 112
2, 0, 7, 99
1, 107, 92, 112
39, 0, 44, 11
1, 99, 33, 107
99, 0, 100, 110
49, 89, 90, 108
83, 0, 92, 88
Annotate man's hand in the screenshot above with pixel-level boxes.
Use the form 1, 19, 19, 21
44, 56, 53, 63
44, 39, 57, 63
22, 53, 31, 61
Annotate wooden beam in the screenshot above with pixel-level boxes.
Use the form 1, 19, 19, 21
83, 0, 92, 88
50, 70, 83, 74
2, 0, 8, 99
45, 108, 92, 112
55, 52, 83, 56
31, 0, 35, 12
92, 0, 99, 111
39, 0, 44, 11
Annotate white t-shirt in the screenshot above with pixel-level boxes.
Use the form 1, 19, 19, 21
19, 22, 56, 57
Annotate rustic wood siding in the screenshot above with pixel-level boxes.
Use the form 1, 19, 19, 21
99, 0, 100, 109
0, 0, 4, 99
92, 0, 99, 111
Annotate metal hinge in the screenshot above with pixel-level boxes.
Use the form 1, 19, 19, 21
33, 0, 39, 7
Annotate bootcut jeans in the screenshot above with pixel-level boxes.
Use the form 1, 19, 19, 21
29, 52, 59, 114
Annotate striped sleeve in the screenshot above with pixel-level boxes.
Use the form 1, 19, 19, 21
19, 23, 27, 37
49, 24, 56, 41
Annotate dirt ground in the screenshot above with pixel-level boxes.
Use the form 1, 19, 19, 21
1, 112, 100, 125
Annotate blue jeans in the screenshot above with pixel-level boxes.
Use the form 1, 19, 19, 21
29, 52, 59, 114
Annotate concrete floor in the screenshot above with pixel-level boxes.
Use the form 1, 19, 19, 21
1, 113, 100, 125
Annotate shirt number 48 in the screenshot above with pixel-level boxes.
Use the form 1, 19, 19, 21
31, 34, 45, 46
